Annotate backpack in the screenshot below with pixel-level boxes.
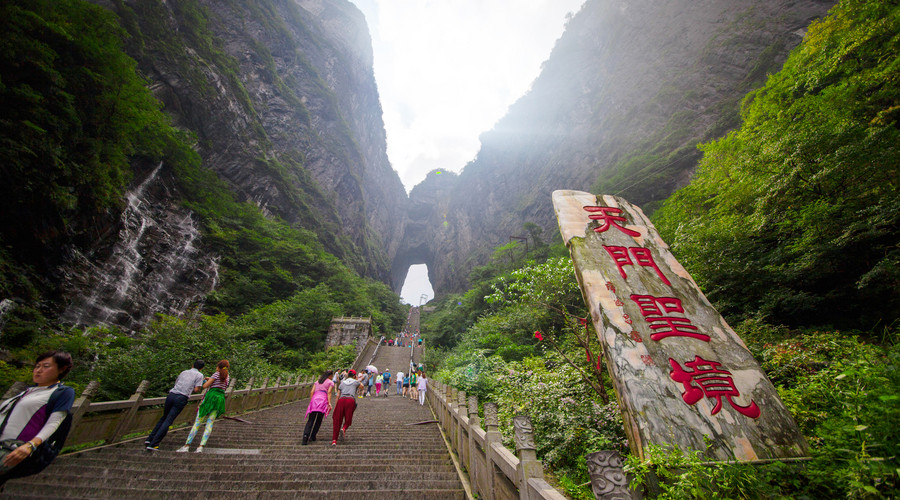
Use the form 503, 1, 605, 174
383, 373, 391, 383
410, 374, 417, 385
3, 385, 74, 480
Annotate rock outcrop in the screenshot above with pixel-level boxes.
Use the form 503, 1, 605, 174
60, 162, 219, 332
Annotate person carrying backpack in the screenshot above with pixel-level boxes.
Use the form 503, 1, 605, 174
409, 372, 418, 401
381, 370, 391, 398
0, 351, 75, 486
402, 372, 410, 397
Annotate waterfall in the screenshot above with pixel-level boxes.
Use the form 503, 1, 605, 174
0, 299, 17, 338
61, 162, 218, 332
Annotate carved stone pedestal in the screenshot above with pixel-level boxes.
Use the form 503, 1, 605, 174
586, 451, 639, 500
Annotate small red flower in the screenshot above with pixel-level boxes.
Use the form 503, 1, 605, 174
534, 331, 544, 341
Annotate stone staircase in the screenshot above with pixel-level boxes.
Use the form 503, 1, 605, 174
2, 345, 463, 499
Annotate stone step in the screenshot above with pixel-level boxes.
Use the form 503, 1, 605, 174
2, 485, 466, 500
57, 453, 454, 468
8, 475, 466, 492
11, 469, 460, 484
191, 441, 446, 450
46, 461, 457, 476
61, 448, 453, 460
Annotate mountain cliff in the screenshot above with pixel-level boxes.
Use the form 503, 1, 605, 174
103, 0, 408, 279
1, 0, 408, 333
400, 0, 836, 293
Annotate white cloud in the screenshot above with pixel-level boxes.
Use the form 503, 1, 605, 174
399, 264, 434, 306
348, 0, 585, 302
351, 0, 585, 191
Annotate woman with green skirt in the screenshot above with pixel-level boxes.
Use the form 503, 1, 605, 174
177, 360, 229, 453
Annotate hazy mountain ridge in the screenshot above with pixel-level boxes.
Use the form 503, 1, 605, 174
402, 0, 836, 293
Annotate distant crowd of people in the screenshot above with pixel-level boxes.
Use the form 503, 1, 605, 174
383, 332, 423, 347
305, 365, 428, 446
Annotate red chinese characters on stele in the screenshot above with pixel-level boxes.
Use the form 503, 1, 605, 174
583, 206, 641, 237
590, 207, 760, 418
668, 356, 761, 419
603, 245, 672, 286
630, 294, 710, 342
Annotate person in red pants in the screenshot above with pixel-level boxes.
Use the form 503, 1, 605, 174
332, 369, 362, 445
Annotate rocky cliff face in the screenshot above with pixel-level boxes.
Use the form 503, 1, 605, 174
121, 0, 407, 278
57, 0, 408, 331
60, 162, 219, 332
401, 0, 836, 293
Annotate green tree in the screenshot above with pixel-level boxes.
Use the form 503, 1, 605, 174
655, 0, 900, 329
0, 0, 171, 266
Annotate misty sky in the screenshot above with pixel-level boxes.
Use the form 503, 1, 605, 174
348, 0, 586, 304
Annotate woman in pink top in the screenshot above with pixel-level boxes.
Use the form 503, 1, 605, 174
302, 370, 334, 445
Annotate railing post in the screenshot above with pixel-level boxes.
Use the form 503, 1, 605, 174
292, 374, 302, 401
255, 377, 269, 411
109, 380, 149, 443
587, 451, 639, 500
468, 395, 480, 497
270, 377, 282, 408
223, 376, 237, 413
68, 380, 100, 442
457, 390, 468, 467
433, 381, 442, 427
439, 382, 448, 431
280, 376, 294, 405
440, 383, 449, 437
448, 387, 458, 450
240, 377, 255, 413
484, 403, 502, 498
514, 415, 544, 500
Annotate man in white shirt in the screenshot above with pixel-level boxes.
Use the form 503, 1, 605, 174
395, 371, 404, 395
146, 360, 205, 450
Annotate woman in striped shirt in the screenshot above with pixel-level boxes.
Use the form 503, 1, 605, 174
177, 360, 229, 453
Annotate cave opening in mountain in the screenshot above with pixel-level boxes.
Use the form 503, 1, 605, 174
399, 264, 434, 306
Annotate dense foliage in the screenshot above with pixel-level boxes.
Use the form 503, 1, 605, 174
654, 0, 900, 330
426, 244, 900, 498
425, 2, 900, 497
424, 241, 625, 497
0, 0, 405, 399
0, 0, 170, 295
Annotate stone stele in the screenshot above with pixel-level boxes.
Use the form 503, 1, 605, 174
552, 190, 808, 462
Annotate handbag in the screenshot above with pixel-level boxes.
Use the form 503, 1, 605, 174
0, 391, 27, 475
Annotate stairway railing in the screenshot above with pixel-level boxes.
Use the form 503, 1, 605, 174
352, 336, 379, 372
427, 380, 567, 500
1, 337, 380, 453
1, 375, 315, 452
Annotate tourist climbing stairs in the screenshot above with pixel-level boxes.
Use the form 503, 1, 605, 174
2, 344, 463, 499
